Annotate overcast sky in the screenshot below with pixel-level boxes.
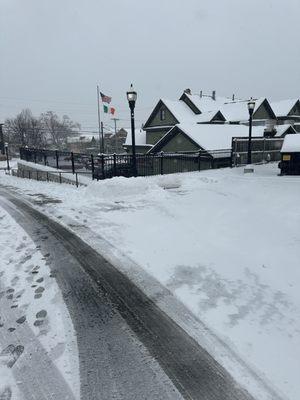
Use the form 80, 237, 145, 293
1, 0, 300, 134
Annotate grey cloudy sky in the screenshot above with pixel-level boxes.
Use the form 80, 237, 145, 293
1, 0, 300, 133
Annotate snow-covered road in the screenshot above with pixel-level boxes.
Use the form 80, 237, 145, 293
0, 189, 255, 400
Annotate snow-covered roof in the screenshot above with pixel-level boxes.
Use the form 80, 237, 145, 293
150, 123, 266, 154
281, 134, 300, 153
125, 129, 152, 147
183, 93, 228, 113
220, 98, 266, 122
271, 99, 300, 117
273, 124, 296, 137
196, 110, 225, 123
183, 93, 268, 122
178, 123, 265, 151
161, 99, 199, 123
67, 136, 95, 143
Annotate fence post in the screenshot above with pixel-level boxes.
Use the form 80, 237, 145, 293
160, 152, 164, 175
75, 173, 78, 187
71, 152, 75, 174
36, 171, 39, 181
59, 172, 62, 183
91, 154, 95, 180
34, 151, 37, 164
101, 154, 105, 179
55, 150, 59, 169
198, 151, 201, 171
46, 172, 49, 182
263, 137, 266, 163
44, 153, 47, 166
113, 153, 117, 177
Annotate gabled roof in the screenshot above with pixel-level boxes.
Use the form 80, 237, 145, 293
143, 99, 197, 128
220, 98, 267, 121
196, 110, 226, 123
273, 124, 296, 137
144, 98, 226, 129
180, 92, 275, 122
281, 133, 300, 152
180, 92, 228, 113
270, 99, 300, 118
161, 99, 199, 122
148, 123, 266, 154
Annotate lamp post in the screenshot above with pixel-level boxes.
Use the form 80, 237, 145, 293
126, 84, 137, 177
247, 98, 255, 165
4, 142, 10, 171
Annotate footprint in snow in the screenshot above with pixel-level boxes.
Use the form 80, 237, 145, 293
34, 310, 47, 327
16, 316, 26, 325
0, 386, 12, 400
0, 344, 24, 368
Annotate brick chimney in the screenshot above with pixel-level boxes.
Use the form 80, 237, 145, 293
184, 88, 191, 95
212, 90, 216, 101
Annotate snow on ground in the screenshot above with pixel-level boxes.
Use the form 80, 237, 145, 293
0, 162, 300, 400
0, 204, 79, 399
0, 158, 18, 170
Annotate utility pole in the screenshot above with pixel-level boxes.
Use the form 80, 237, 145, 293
0, 124, 4, 155
111, 118, 120, 153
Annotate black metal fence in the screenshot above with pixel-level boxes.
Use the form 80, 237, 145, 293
19, 147, 231, 180
231, 137, 284, 166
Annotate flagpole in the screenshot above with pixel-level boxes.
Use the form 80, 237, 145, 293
96, 85, 102, 153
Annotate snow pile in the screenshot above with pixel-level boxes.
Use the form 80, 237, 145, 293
281, 133, 300, 152
157, 174, 182, 189
85, 175, 161, 200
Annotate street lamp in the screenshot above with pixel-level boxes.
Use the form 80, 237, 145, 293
126, 84, 137, 177
4, 142, 10, 171
247, 98, 256, 165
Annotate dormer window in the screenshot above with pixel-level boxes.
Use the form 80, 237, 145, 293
160, 109, 166, 121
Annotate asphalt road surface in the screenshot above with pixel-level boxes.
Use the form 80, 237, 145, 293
0, 189, 255, 400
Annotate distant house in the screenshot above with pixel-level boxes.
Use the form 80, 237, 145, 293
147, 124, 270, 156
180, 91, 276, 124
123, 129, 153, 153
142, 97, 225, 148
124, 89, 299, 155
271, 99, 300, 124
66, 135, 98, 153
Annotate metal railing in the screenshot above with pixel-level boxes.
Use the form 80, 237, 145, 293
19, 147, 232, 180
11, 168, 82, 187
231, 137, 284, 166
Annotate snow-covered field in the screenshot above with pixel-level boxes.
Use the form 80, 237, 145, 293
1, 162, 300, 400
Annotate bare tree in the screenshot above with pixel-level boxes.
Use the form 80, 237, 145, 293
4, 109, 45, 148
40, 111, 80, 148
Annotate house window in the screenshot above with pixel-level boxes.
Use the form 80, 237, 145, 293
160, 109, 166, 121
